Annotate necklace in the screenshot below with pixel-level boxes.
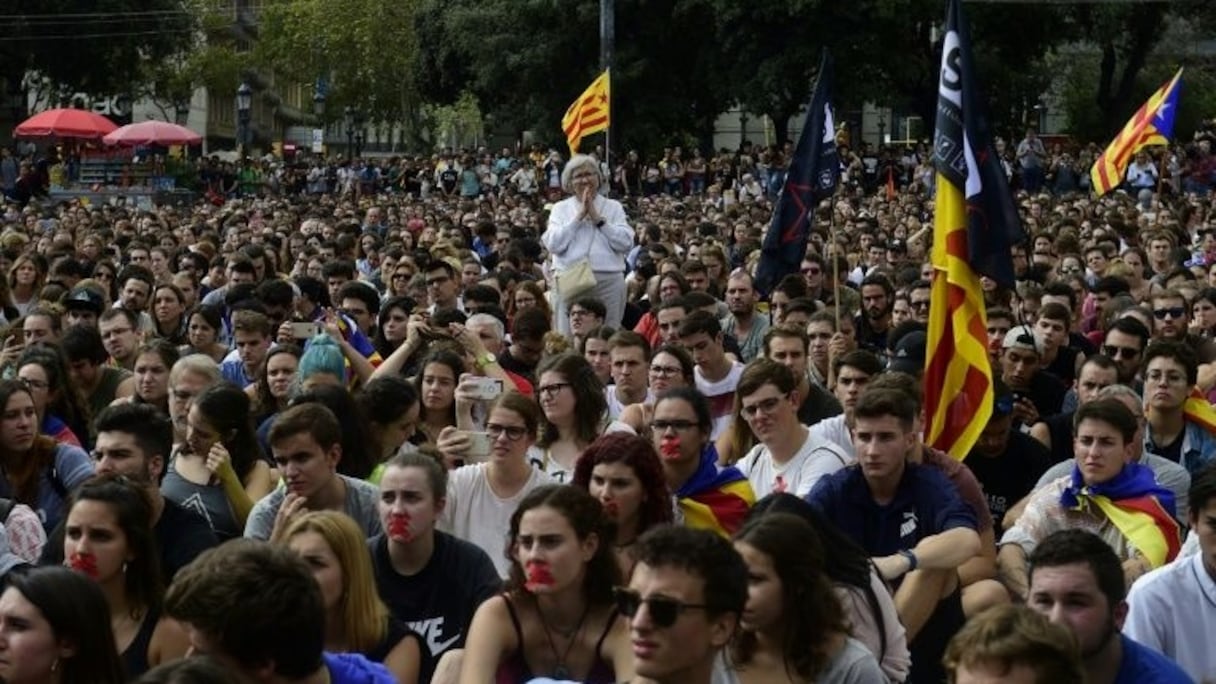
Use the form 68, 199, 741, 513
536, 598, 590, 680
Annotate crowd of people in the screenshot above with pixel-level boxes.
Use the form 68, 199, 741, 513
0, 131, 1210, 684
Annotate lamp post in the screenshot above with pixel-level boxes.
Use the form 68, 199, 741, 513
174, 97, 190, 127
236, 82, 252, 158
878, 113, 886, 148
343, 106, 354, 159
313, 91, 326, 119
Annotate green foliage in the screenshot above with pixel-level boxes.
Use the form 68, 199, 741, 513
254, 0, 421, 124
0, 0, 197, 97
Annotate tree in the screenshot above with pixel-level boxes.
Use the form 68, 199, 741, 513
254, 0, 421, 129
0, 0, 196, 100
416, 0, 731, 154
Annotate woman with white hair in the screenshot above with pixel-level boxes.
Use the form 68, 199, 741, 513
543, 153, 634, 335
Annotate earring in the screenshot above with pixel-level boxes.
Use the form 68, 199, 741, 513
51, 658, 58, 672
122, 561, 128, 574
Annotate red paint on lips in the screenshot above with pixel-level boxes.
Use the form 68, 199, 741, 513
659, 436, 681, 461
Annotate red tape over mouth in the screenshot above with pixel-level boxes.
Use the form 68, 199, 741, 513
69, 552, 99, 579
659, 436, 682, 461
525, 560, 555, 591
387, 514, 412, 542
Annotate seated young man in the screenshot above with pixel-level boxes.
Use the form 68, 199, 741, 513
245, 403, 382, 541
807, 388, 981, 684
165, 539, 395, 682
999, 398, 1183, 599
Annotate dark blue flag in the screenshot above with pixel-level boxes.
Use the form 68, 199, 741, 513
755, 49, 839, 297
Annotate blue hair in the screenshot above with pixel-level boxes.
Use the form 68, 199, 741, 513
298, 335, 346, 383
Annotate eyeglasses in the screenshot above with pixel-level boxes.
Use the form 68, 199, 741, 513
613, 587, 709, 628
426, 276, 449, 288
650, 419, 698, 433
801, 267, 821, 275
741, 395, 787, 419
392, 273, 410, 281
1102, 345, 1140, 360
649, 365, 682, 377
910, 300, 930, 311
569, 309, 593, 318
1153, 307, 1186, 320
17, 378, 48, 391
537, 382, 571, 398
486, 423, 528, 441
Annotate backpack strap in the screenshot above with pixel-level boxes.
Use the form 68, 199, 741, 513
0, 498, 16, 523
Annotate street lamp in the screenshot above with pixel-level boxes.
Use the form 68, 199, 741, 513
236, 82, 252, 157
344, 105, 355, 159
174, 97, 190, 127
313, 91, 326, 119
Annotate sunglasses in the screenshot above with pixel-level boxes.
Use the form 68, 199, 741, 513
1153, 307, 1186, 320
613, 587, 709, 628
1102, 344, 1140, 360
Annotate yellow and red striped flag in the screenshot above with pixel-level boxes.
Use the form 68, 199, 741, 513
1091, 68, 1183, 197
562, 70, 610, 156
924, 0, 1023, 459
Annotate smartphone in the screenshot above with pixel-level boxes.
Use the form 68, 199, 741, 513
290, 321, 317, 340
460, 431, 493, 461
469, 377, 504, 401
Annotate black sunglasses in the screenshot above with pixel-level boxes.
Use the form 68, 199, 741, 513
1153, 307, 1186, 320
1102, 344, 1140, 360
613, 587, 709, 628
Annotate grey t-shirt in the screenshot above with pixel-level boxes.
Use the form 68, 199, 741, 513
244, 474, 383, 540
1034, 455, 1191, 521
714, 637, 886, 684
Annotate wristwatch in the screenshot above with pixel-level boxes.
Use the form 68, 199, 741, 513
476, 352, 498, 369
898, 549, 919, 573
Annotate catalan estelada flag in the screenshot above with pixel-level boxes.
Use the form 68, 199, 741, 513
1060, 463, 1181, 569
674, 444, 755, 538
1090, 68, 1183, 197
924, 0, 1024, 459
561, 70, 610, 156
1183, 387, 1216, 434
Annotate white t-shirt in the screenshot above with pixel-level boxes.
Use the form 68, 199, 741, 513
1124, 553, 1216, 682
735, 428, 853, 498
605, 386, 653, 420
810, 414, 855, 461
438, 463, 553, 578
526, 421, 636, 483
695, 362, 744, 440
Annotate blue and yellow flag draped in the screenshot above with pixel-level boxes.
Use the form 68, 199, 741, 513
1091, 68, 1183, 197
675, 444, 754, 538
924, 0, 1024, 459
1060, 463, 1181, 569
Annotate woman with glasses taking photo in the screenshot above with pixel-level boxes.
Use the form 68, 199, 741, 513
458, 485, 632, 684
437, 392, 552, 578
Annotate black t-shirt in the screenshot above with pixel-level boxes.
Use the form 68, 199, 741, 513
1022, 371, 1067, 421
369, 531, 501, 683
42, 498, 218, 581
963, 432, 1054, 538
439, 169, 459, 193
799, 382, 842, 425
498, 349, 537, 386
1042, 410, 1076, 464
1044, 346, 1079, 387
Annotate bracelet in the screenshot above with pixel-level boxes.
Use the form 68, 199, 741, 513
899, 549, 918, 572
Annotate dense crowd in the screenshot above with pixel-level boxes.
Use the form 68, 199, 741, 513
0, 134, 1211, 684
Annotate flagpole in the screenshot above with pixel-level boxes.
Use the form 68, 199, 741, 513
830, 201, 841, 330
600, 0, 614, 179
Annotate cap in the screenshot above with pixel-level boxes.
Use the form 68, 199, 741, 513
1002, 325, 1042, 355
63, 286, 103, 314
888, 330, 927, 374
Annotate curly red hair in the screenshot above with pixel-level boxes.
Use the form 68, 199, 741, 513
572, 431, 673, 533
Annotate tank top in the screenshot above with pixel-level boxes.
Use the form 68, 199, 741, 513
121, 607, 159, 678
160, 459, 240, 540
495, 594, 616, 684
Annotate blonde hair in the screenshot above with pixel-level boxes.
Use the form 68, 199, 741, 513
282, 511, 389, 653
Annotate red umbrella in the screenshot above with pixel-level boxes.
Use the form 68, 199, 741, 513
14, 108, 118, 139
103, 120, 203, 147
